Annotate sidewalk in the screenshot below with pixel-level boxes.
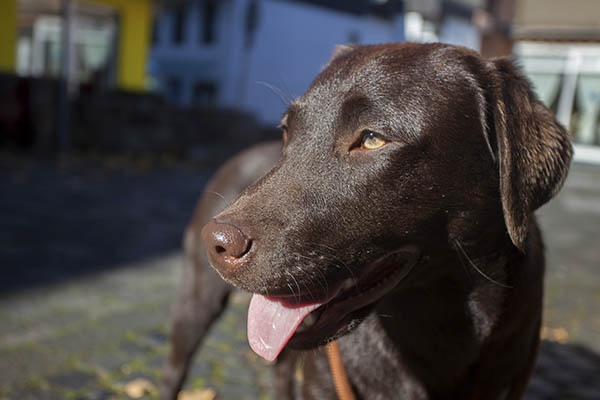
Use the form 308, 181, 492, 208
0, 154, 598, 399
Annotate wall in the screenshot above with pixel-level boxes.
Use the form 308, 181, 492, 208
150, 0, 235, 104
240, 0, 404, 123
0, 0, 17, 73
150, 0, 404, 124
70, 91, 277, 160
87, 0, 153, 90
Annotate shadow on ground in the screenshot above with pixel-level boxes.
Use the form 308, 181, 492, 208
0, 153, 213, 294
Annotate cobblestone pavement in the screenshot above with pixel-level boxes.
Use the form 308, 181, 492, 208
0, 153, 598, 399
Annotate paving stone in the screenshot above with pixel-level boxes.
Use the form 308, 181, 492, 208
523, 394, 545, 400
81, 389, 117, 400
48, 370, 98, 390
142, 331, 168, 347
542, 364, 587, 387
562, 387, 600, 400
5, 388, 61, 400
526, 376, 560, 398
86, 348, 132, 373
563, 347, 600, 375
119, 340, 150, 358
0, 346, 70, 387
146, 354, 167, 370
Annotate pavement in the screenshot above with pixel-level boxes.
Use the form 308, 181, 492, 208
0, 152, 598, 400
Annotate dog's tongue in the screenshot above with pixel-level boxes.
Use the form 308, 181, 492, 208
247, 294, 322, 361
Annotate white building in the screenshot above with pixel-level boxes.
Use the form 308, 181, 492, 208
150, 0, 487, 124
512, 0, 600, 161
150, 0, 405, 124
403, 0, 483, 51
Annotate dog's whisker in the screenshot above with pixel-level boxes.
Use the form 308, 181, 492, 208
255, 81, 293, 106
295, 253, 329, 297
455, 247, 474, 284
310, 266, 329, 298
293, 265, 320, 301
258, 275, 270, 298
286, 270, 302, 303
297, 266, 318, 301
453, 239, 512, 289
282, 270, 297, 300
278, 78, 297, 106
199, 190, 228, 207
300, 240, 358, 284
286, 282, 296, 299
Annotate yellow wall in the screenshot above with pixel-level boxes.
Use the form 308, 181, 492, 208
0, 0, 17, 73
87, 0, 152, 91
0, 0, 151, 89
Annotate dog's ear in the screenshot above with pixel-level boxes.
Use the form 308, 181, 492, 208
488, 58, 572, 251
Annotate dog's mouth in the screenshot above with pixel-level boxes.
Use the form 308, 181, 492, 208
247, 245, 420, 361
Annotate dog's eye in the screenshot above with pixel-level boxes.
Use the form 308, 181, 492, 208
360, 130, 387, 150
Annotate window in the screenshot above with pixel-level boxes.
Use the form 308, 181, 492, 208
167, 77, 182, 103
193, 81, 217, 107
152, 18, 159, 45
571, 74, 600, 145
201, 1, 217, 44
172, 7, 185, 44
519, 43, 600, 146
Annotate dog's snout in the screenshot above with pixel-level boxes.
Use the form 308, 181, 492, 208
201, 219, 252, 273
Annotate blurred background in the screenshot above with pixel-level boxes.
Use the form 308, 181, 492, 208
0, 0, 599, 399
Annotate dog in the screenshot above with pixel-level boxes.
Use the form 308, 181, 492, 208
160, 43, 572, 400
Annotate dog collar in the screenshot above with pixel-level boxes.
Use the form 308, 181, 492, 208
326, 340, 356, 400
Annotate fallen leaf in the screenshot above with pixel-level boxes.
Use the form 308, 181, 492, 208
178, 387, 217, 400
123, 378, 157, 398
541, 326, 569, 344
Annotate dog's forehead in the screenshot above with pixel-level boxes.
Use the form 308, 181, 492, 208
283, 43, 478, 142
290, 43, 466, 121
299, 46, 399, 107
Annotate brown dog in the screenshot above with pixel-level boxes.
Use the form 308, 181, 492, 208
161, 43, 572, 399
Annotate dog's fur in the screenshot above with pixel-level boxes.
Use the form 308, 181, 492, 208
160, 43, 572, 400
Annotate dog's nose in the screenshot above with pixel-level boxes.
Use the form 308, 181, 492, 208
201, 219, 252, 272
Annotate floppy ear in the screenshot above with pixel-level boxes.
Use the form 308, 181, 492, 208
488, 58, 572, 251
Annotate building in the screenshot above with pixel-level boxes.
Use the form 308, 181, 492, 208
512, 0, 600, 161
1, 0, 488, 126
0, 0, 152, 91
403, 0, 484, 51
150, 0, 406, 124
150, 0, 492, 124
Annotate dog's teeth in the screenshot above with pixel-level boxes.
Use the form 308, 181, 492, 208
342, 278, 354, 291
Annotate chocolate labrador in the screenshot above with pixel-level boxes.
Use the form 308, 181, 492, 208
160, 43, 572, 400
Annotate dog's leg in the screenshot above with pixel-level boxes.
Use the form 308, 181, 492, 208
160, 231, 232, 400
160, 141, 281, 399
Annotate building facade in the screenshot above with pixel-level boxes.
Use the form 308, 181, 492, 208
1, 0, 152, 91
150, 0, 406, 123
513, 0, 600, 160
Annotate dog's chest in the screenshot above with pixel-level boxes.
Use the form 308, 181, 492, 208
297, 316, 428, 400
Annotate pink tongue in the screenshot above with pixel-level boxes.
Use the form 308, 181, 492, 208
247, 294, 322, 361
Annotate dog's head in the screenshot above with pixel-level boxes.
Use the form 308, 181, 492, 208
201, 43, 572, 360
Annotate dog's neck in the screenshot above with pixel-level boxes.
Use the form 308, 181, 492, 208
335, 247, 519, 398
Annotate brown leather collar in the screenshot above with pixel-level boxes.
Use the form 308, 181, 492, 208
326, 340, 356, 400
